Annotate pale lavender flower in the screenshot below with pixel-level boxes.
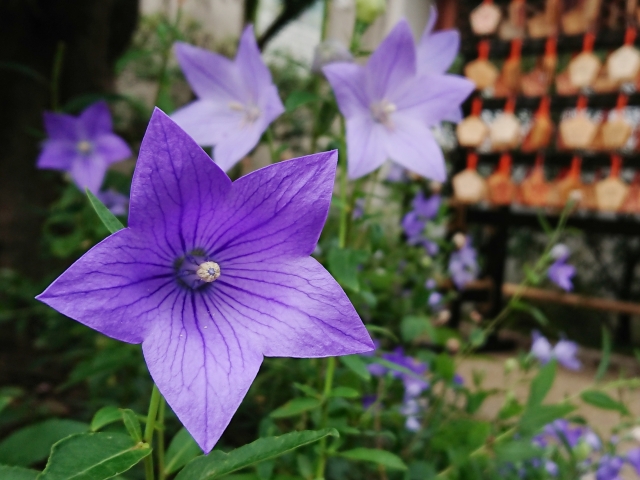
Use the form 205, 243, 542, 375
548, 244, 576, 292
545, 460, 559, 477
425, 279, 437, 290
428, 291, 443, 308
412, 192, 440, 219
531, 331, 581, 371
97, 189, 129, 216
37, 110, 373, 453
596, 455, 623, 480
323, 19, 473, 180
417, 6, 463, 122
385, 163, 408, 183
448, 237, 479, 289
626, 448, 640, 474
172, 26, 285, 172
37, 101, 131, 193
312, 39, 354, 73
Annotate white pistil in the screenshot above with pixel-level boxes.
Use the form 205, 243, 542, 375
196, 261, 221, 283
370, 99, 397, 130
77, 140, 93, 155
229, 101, 261, 126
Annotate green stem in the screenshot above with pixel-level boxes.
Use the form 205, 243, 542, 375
144, 384, 162, 480
51, 42, 66, 111
154, 6, 183, 108
157, 396, 166, 480
266, 126, 277, 163
315, 356, 337, 479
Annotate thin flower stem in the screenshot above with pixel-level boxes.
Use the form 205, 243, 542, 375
266, 126, 278, 163
143, 384, 162, 480
157, 396, 166, 480
315, 356, 337, 479
51, 41, 66, 111
154, 5, 183, 109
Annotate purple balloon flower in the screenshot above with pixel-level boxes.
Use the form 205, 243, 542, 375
531, 331, 581, 371
596, 455, 623, 480
37, 101, 131, 193
548, 244, 576, 292
172, 26, 285, 172
97, 189, 129, 216
626, 447, 640, 474
417, 6, 463, 123
37, 110, 373, 453
448, 237, 479, 290
322, 19, 473, 180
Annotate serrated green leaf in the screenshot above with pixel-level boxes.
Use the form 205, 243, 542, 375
339, 355, 371, 382
91, 407, 122, 432
175, 429, 338, 480
527, 361, 556, 408
165, 428, 202, 475
329, 387, 360, 399
327, 248, 368, 291
580, 390, 630, 416
284, 91, 318, 112
86, 189, 124, 234
0, 464, 39, 480
120, 410, 142, 443
339, 448, 407, 471
38, 432, 150, 480
270, 398, 322, 419
0, 419, 88, 467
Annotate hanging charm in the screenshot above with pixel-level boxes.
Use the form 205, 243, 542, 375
453, 153, 488, 204
522, 96, 554, 152
465, 40, 499, 91
470, 0, 503, 36
607, 27, 640, 85
595, 155, 629, 212
457, 98, 489, 148
490, 97, 521, 151
568, 33, 601, 89
559, 96, 597, 150
520, 154, 551, 207
601, 94, 632, 150
487, 153, 517, 205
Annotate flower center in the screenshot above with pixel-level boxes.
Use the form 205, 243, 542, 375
175, 253, 221, 289
77, 140, 93, 155
370, 100, 396, 129
229, 101, 261, 126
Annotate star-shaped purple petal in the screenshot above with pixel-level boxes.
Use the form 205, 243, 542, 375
37, 101, 132, 193
37, 109, 373, 453
171, 26, 285, 172
323, 19, 473, 181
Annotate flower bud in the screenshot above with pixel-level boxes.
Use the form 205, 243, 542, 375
470, 310, 482, 323
435, 309, 451, 326
446, 337, 460, 354
504, 358, 518, 374
452, 232, 467, 249
573, 440, 591, 462
355, 0, 386, 24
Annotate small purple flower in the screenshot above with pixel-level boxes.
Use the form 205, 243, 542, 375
531, 331, 581, 371
448, 238, 479, 290
37, 110, 373, 453
37, 101, 131, 193
352, 197, 366, 220
322, 20, 473, 180
385, 163, 408, 183
453, 373, 464, 386
362, 394, 377, 410
417, 6, 463, 123
402, 211, 425, 243
412, 192, 440, 219
428, 291, 443, 308
548, 244, 576, 292
596, 455, 623, 480
97, 189, 129, 216
626, 447, 640, 474
312, 39, 353, 73
172, 26, 285, 172
425, 279, 436, 290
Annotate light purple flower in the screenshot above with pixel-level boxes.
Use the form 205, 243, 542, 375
97, 189, 129, 216
545, 460, 559, 476
428, 291, 443, 308
385, 163, 408, 183
36, 110, 373, 453
425, 279, 437, 290
531, 331, 581, 371
412, 192, 440, 219
312, 39, 354, 73
172, 26, 285, 172
548, 244, 576, 292
596, 455, 623, 480
37, 101, 131, 193
322, 19, 473, 180
626, 447, 640, 474
402, 211, 425, 242
417, 6, 463, 123
448, 238, 479, 289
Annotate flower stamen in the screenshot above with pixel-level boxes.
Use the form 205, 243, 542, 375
197, 261, 221, 282
229, 101, 261, 126
77, 140, 93, 155
370, 100, 397, 130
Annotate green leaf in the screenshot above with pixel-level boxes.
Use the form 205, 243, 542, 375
284, 91, 318, 112
595, 327, 611, 382
86, 189, 124, 234
0, 397, 11, 414
0, 419, 88, 467
339, 355, 371, 382
339, 448, 407, 471
329, 387, 360, 399
519, 404, 575, 435
511, 301, 548, 326
175, 429, 338, 480
400, 315, 435, 343
38, 432, 150, 480
434, 354, 455, 382
327, 248, 368, 291
120, 410, 142, 443
0, 464, 39, 480
91, 407, 122, 432
165, 428, 202, 475
580, 390, 630, 416
527, 361, 556, 408
270, 398, 322, 419
495, 440, 544, 463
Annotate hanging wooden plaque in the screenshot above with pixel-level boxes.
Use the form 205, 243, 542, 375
568, 52, 601, 88
453, 154, 487, 204
607, 45, 640, 83
520, 156, 551, 206
465, 59, 499, 90
470, 2, 502, 36
620, 173, 640, 214
487, 154, 516, 205
596, 156, 629, 211
457, 99, 488, 148
522, 97, 554, 152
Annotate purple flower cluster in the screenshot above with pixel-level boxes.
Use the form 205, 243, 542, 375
323, 17, 473, 180
402, 192, 441, 255
37, 101, 131, 195
530, 331, 581, 371
448, 236, 479, 290
547, 244, 576, 292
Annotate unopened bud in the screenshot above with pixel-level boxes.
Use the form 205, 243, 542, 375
452, 232, 467, 249
504, 358, 518, 374
435, 309, 451, 326
355, 0, 386, 24
446, 337, 460, 354
470, 310, 482, 323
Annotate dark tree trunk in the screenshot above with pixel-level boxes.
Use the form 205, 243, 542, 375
0, 0, 139, 277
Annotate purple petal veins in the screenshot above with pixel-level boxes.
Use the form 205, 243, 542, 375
37, 109, 373, 453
